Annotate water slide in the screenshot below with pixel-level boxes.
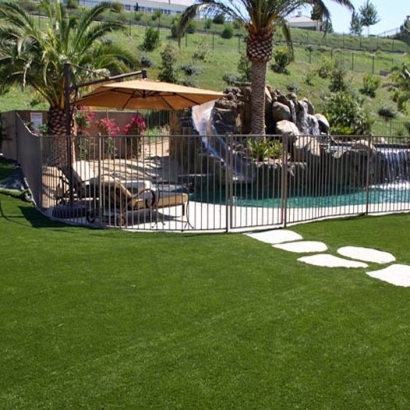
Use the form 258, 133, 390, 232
191, 101, 252, 181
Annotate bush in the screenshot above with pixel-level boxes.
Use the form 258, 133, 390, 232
151, 10, 162, 21
359, 73, 381, 98
180, 63, 202, 76
329, 64, 348, 93
213, 14, 225, 24
134, 12, 143, 22
222, 73, 240, 86
246, 138, 283, 161
317, 57, 334, 79
170, 16, 179, 39
139, 55, 154, 68
286, 83, 300, 94
186, 20, 196, 34
221, 24, 234, 39
193, 41, 212, 62
303, 70, 316, 86
204, 19, 212, 30
111, 2, 123, 13
378, 105, 397, 121
271, 46, 291, 74
141, 27, 161, 52
158, 44, 178, 83
324, 91, 373, 135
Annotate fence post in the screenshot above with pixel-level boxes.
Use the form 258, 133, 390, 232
351, 53, 354, 71
212, 32, 215, 50
372, 55, 375, 74
225, 133, 233, 233
365, 135, 372, 215
281, 134, 288, 227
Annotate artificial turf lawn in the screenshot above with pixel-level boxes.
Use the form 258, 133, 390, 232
1, 192, 410, 409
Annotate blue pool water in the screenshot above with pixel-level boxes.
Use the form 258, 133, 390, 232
191, 183, 410, 208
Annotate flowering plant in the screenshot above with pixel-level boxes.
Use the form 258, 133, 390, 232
124, 113, 146, 135
96, 117, 120, 136
74, 106, 95, 135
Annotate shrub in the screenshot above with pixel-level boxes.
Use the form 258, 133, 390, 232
111, 2, 123, 13
213, 14, 225, 24
186, 20, 196, 34
303, 70, 316, 86
246, 138, 283, 161
158, 44, 178, 83
324, 91, 373, 135
170, 16, 179, 39
151, 10, 162, 21
141, 27, 161, 52
317, 57, 334, 79
180, 63, 202, 76
378, 105, 397, 121
139, 54, 154, 68
221, 24, 234, 39
359, 73, 381, 98
329, 64, 348, 92
193, 41, 212, 62
271, 46, 291, 74
204, 19, 212, 30
66, 0, 79, 9
222, 73, 240, 86
286, 83, 300, 94
134, 12, 143, 22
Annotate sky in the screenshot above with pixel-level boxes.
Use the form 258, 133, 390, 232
323, 0, 408, 36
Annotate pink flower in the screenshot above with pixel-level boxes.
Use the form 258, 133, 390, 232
97, 118, 120, 136
124, 113, 147, 135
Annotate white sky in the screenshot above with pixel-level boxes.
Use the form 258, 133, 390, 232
323, 0, 408, 35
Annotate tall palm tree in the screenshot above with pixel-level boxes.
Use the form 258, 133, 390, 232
0, 0, 138, 165
178, 0, 354, 136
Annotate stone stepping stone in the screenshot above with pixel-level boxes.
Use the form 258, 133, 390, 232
337, 246, 396, 264
298, 254, 368, 268
245, 229, 302, 244
366, 264, 410, 287
274, 241, 328, 253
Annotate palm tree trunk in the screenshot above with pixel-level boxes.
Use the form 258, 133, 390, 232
48, 106, 76, 168
250, 60, 267, 137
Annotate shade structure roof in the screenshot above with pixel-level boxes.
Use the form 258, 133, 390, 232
75, 79, 224, 111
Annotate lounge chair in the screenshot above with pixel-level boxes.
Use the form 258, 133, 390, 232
156, 191, 189, 220
95, 175, 157, 227
56, 160, 98, 203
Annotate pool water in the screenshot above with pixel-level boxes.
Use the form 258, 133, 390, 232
191, 182, 410, 208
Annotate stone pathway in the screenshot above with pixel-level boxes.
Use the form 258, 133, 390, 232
245, 229, 410, 287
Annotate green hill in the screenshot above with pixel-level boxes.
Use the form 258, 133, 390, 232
1, 7, 409, 136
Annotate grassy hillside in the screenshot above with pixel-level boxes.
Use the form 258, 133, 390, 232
1, 16, 409, 136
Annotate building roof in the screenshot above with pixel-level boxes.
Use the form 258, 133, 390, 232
287, 15, 316, 24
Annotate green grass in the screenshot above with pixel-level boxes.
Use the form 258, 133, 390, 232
1, 157, 410, 409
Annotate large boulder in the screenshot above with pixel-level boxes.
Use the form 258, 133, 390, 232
275, 120, 299, 136
272, 102, 291, 122
315, 113, 330, 134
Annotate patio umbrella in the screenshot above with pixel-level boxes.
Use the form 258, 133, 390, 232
75, 79, 224, 111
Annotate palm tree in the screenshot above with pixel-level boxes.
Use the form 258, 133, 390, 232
0, 0, 138, 165
178, 0, 354, 136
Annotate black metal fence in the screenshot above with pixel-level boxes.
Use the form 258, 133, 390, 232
30, 132, 410, 232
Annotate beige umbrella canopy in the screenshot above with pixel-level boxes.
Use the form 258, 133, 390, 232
75, 79, 224, 111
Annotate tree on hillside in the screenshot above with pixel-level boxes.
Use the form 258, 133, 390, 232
349, 11, 363, 36
0, 0, 137, 165
359, 0, 380, 37
177, 0, 354, 137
